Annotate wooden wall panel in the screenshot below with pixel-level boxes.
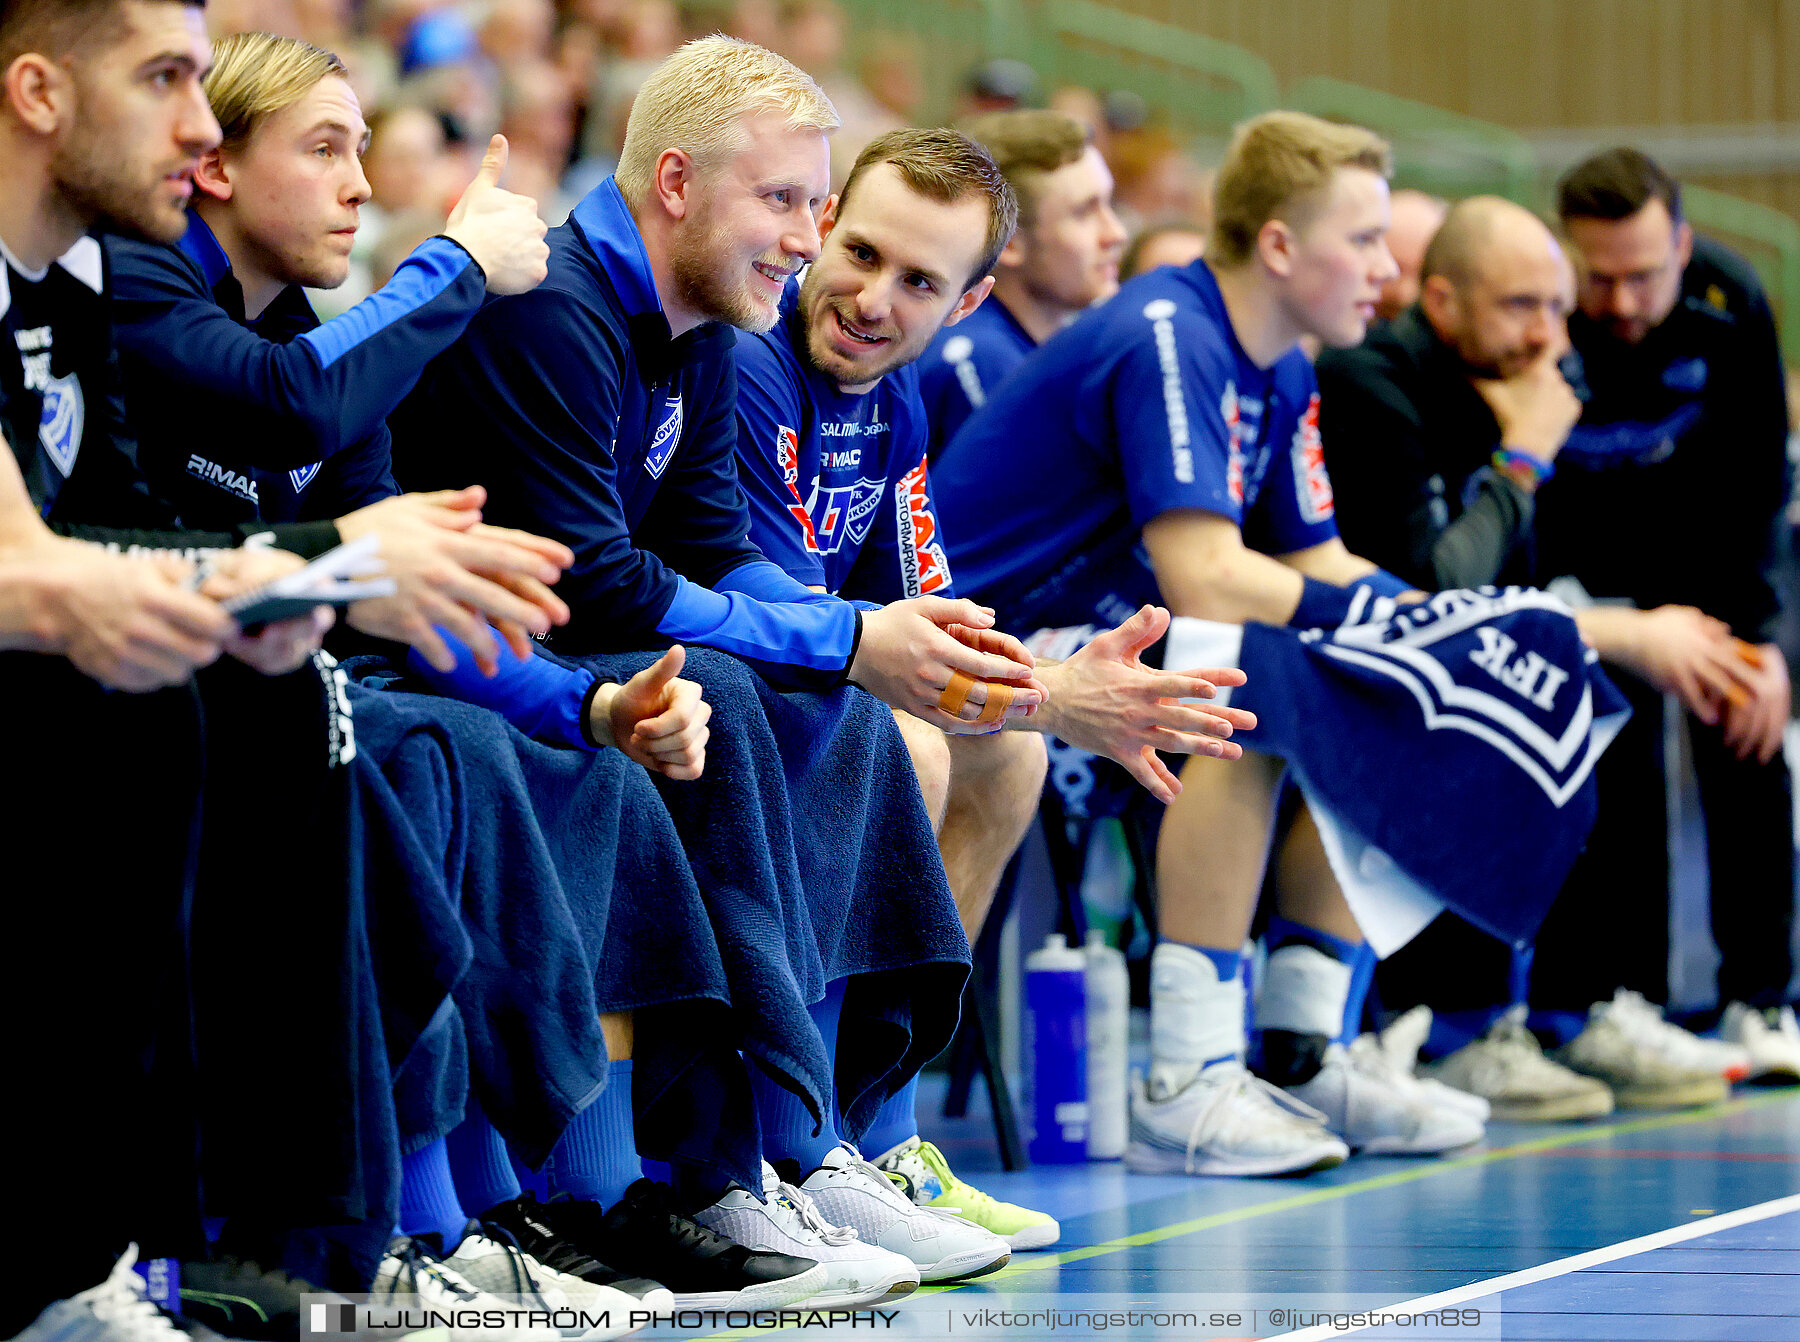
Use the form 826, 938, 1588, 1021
1096, 0, 1797, 128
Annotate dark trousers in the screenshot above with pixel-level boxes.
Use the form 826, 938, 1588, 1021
6, 653, 206, 1331
1380, 673, 1797, 1016
5, 651, 359, 1328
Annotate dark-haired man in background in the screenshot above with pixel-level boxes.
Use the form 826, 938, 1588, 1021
1530, 147, 1799, 1079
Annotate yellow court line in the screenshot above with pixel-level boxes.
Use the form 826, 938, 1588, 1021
691, 1087, 1797, 1338
920, 1087, 1800, 1292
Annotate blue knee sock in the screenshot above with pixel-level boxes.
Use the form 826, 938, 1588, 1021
445, 1102, 522, 1216
547, 1060, 640, 1208
857, 1072, 919, 1160
1337, 943, 1379, 1045
751, 978, 846, 1170
1170, 940, 1244, 984
400, 1138, 468, 1248
511, 1153, 550, 1202
1266, 915, 1359, 964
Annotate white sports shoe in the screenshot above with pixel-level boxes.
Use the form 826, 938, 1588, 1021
372, 1236, 564, 1341
1605, 989, 1752, 1082
1124, 1061, 1349, 1176
1422, 1006, 1614, 1121
1555, 1001, 1728, 1109
1374, 1006, 1492, 1123
694, 1163, 919, 1307
14, 1246, 233, 1342
1719, 1002, 1800, 1083
441, 1230, 643, 1339
1287, 1042, 1485, 1155
796, 1144, 1010, 1282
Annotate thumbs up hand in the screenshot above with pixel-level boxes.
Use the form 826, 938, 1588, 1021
589, 645, 712, 779
443, 134, 550, 295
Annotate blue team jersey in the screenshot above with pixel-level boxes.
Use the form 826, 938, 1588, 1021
934, 259, 1340, 631
734, 283, 953, 604
915, 296, 1037, 462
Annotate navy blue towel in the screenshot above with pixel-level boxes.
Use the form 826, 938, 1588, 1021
345, 668, 738, 1169
1164, 586, 1632, 950
574, 648, 971, 1143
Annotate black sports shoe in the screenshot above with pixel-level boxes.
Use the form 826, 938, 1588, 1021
537, 1180, 826, 1310
481, 1195, 673, 1309
180, 1255, 349, 1340
1257, 1028, 1333, 1087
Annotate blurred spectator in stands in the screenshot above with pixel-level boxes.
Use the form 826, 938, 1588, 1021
1121, 221, 1206, 279
1108, 124, 1206, 234
206, 0, 299, 36
295, 0, 352, 47
1048, 83, 1107, 156
1530, 148, 1797, 1057
957, 57, 1040, 117
779, 0, 903, 187
718, 0, 784, 47
1375, 188, 1448, 321
497, 61, 580, 222
365, 104, 456, 220
481, 0, 555, 70
584, 0, 682, 161
859, 33, 926, 126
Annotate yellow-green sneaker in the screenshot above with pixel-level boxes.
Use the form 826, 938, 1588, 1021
872, 1137, 1060, 1250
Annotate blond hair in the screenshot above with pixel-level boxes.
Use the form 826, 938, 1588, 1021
1209, 111, 1392, 267
615, 35, 838, 207
205, 32, 347, 153
958, 109, 1089, 227
837, 127, 1019, 290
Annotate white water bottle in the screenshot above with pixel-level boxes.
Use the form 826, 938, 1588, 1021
1083, 929, 1130, 1159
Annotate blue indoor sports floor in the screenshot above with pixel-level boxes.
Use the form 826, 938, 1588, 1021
676, 1081, 1800, 1340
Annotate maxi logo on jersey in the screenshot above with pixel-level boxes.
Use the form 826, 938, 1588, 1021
1291, 392, 1333, 523
895, 454, 951, 597
775, 424, 822, 554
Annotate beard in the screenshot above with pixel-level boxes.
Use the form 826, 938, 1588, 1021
797, 267, 918, 388
51, 113, 189, 245
669, 212, 779, 333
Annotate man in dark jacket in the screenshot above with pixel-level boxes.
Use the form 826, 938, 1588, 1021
1540, 148, 1797, 1078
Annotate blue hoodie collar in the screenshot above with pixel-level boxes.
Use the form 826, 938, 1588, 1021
178, 211, 233, 290
571, 177, 663, 318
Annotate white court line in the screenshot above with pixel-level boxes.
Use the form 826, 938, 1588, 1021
1271, 1192, 1800, 1340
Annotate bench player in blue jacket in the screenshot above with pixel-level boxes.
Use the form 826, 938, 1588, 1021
935, 113, 1489, 1173
915, 109, 1126, 462
734, 126, 1259, 1243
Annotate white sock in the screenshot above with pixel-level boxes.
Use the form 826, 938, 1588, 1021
1257, 943, 1352, 1038
1148, 943, 1246, 1099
